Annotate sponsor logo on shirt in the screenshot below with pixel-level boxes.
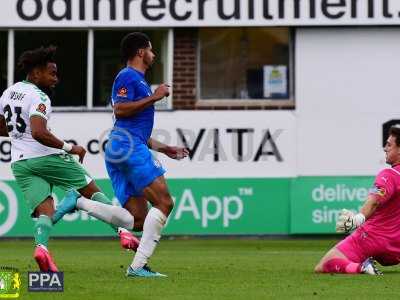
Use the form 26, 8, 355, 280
36, 103, 47, 115
117, 87, 128, 98
9, 91, 25, 101
370, 186, 386, 197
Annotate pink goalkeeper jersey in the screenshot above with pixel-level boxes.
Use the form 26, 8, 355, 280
360, 164, 400, 252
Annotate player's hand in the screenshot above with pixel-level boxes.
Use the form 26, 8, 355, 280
164, 146, 189, 160
153, 84, 170, 101
336, 209, 355, 233
69, 145, 86, 163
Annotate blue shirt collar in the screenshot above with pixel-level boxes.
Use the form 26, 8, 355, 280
127, 66, 145, 78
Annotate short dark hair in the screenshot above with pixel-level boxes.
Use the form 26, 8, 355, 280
17, 46, 57, 75
389, 125, 400, 146
120, 32, 150, 62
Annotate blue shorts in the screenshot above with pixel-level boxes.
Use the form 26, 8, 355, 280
104, 138, 165, 207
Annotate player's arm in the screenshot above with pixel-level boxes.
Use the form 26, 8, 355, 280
336, 197, 379, 233
30, 116, 86, 163
148, 137, 189, 160
336, 170, 393, 233
0, 115, 9, 137
0, 100, 8, 137
113, 84, 169, 118
359, 195, 380, 219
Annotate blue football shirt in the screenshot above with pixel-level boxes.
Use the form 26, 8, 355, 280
111, 67, 154, 143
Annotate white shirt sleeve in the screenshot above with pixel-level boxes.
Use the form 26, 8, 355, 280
28, 92, 51, 120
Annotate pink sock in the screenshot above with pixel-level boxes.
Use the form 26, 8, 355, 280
322, 258, 361, 274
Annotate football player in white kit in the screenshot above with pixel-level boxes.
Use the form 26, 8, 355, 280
0, 46, 139, 272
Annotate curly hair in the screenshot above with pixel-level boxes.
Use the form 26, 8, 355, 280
120, 32, 150, 62
17, 45, 57, 75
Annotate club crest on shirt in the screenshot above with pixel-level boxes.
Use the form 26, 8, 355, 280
117, 87, 128, 98
370, 186, 386, 197
36, 103, 47, 115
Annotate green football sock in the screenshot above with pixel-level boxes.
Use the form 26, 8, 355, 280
91, 192, 113, 205
34, 215, 53, 248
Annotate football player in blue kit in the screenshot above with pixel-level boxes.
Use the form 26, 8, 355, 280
105, 32, 189, 278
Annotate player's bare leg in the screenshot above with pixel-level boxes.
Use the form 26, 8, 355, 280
33, 197, 58, 272
315, 246, 381, 275
124, 196, 149, 232
127, 176, 173, 278
117, 197, 148, 251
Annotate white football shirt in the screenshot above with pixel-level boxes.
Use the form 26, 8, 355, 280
0, 81, 62, 162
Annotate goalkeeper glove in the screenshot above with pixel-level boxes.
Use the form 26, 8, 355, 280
336, 209, 365, 233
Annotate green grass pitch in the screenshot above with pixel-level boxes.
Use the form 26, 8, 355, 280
1, 239, 398, 300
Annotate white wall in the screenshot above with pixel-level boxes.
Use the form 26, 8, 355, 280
296, 27, 400, 176
0, 111, 296, 180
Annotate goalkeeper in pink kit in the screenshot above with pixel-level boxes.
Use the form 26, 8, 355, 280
315, 125, 400, 275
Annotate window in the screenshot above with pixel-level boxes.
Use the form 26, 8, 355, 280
93, 30, 169, 107
14, 30, 87, 107
198, 28, 292, 103
0, 32, 7, 94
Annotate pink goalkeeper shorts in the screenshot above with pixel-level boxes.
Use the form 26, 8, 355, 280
337, 228, 400, 266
